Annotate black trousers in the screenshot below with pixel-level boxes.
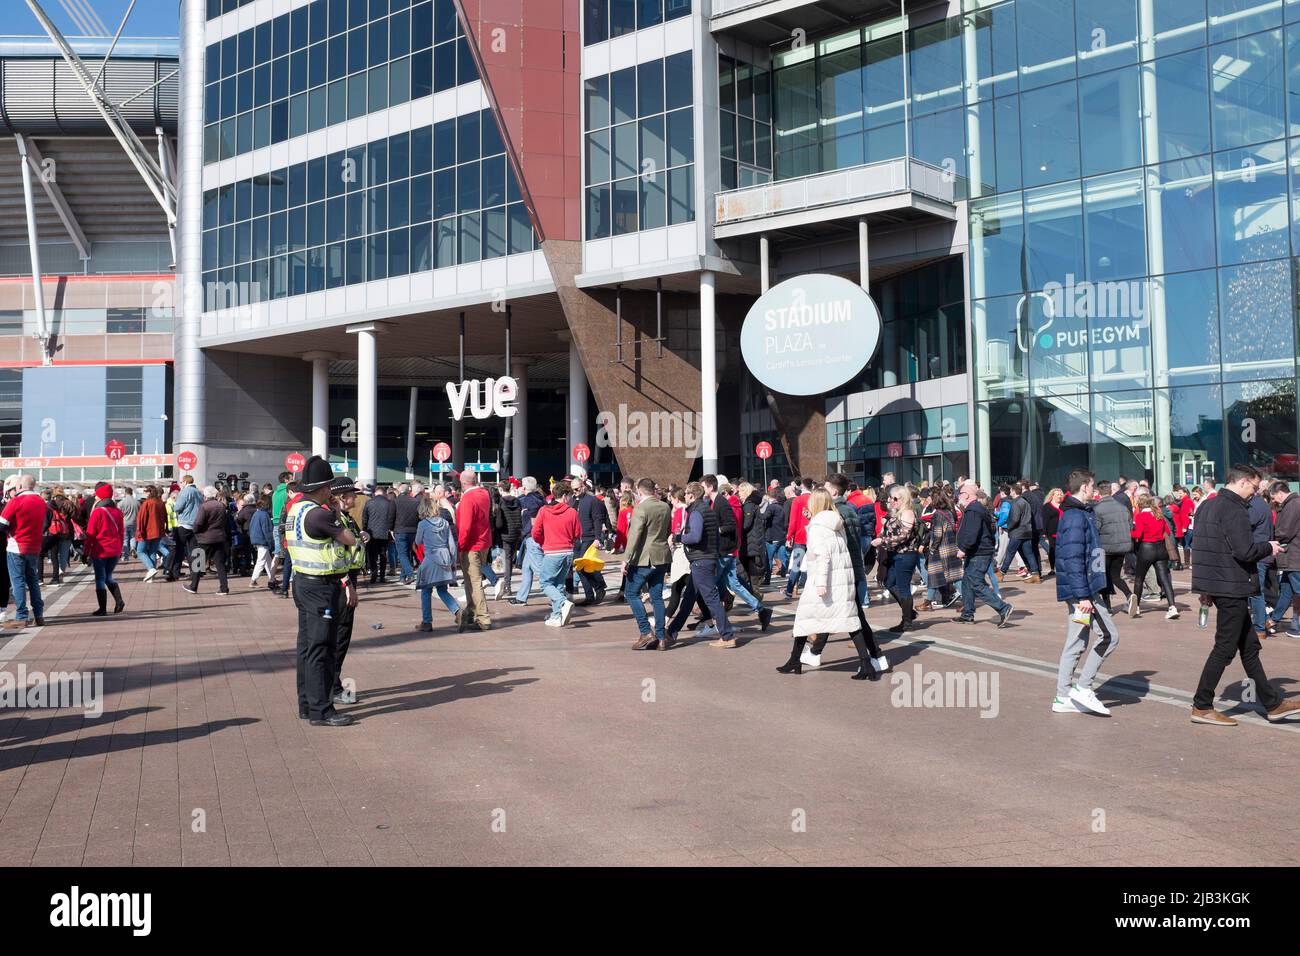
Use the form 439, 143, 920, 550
366, 539, 388, 581
1133, 540, 1175, 605
1104, 552, 1131, 603
294, 573, 343, 719
331, 573, 357, 698
189, 541, 229, 592
1193, 596, 1280, 711
168, 527, 195, 580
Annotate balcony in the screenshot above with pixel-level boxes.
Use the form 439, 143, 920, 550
710, 0, 901, 44
712, 157, 957, 240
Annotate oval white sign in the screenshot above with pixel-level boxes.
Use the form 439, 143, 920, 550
740, 274, 882, 396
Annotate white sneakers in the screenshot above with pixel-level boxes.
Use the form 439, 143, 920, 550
1068, 684, 1111, 717
1165, 605, 1179, 620
492, 579, 505, 600
697, 622, 719, 638
1051, 696, 1079, 714
143, 568, 159, 583
800, 645, 822, 668
559, 599, 574, 626
544, 617, 561, 628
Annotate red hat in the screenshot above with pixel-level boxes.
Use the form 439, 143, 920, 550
508, 477, 522, 489
169, 482, 180, 492
95, 484, 113, 500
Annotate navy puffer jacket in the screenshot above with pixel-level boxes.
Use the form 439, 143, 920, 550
1054, 496, 1108, 602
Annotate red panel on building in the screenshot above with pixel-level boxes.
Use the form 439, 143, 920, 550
455, 0, 582, 243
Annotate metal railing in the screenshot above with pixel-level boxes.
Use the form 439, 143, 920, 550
713, 156, 955, 226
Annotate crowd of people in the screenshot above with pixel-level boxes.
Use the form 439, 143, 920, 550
1, 458, 1298, 730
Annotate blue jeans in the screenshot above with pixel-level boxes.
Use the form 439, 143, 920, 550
7, 552, 43, 621
1251, 565, 1273, 632
1000, 537, 1040, 575
419, 583, 460, 623
886, 552, 920, 596
514, 538, 543, 602
138, 537, 164, 571
541, 552, 574, 620
123, 524, 136, 555
961, 553, 1008, 617
716, 554, 760, 611
784, 544, 807, 595
1271, 569, 1299, 626
395, 532, 415, 580
53, 538, 72, 574
93, 556, 119, 588
624, 564, 668, 638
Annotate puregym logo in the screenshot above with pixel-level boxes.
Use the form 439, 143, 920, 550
1017, 275, 1148, 353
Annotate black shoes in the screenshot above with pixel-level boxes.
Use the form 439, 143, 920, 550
507, 598, 528, 606
456, 609, 469, 632
309, 713, 354, 727
758, 606, 773, 632
997, 604, 1015, 628
109, 583, 125, 613
92, 588, 108, 616
852, 663, 881, 681
776, 657, 802, 674
954, 614, 975, 624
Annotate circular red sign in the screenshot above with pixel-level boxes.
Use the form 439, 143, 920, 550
285, 452, 307, 474
573, 443, 591, 463
432, 442, 451, 463
105, 440, 127, 461
887, 442, 903, 458
755, 441, 773, 460
177, 451, 197, 473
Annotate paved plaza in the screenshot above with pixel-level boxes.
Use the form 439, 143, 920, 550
1, 560, 1298, 867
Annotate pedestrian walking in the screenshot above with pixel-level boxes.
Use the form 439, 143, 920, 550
362, 484, 396, 584
954, 480, 1013, 627
1, 475, 46, 629
183, 485, 230, 595
414, 493, 462, 631
1189, 463, 1300, 725
776, 489, 881, 680
666, 482, 735, 648
136, 485, 169, 582
623, 477, 672, 650
873, 484, 922, 633
509, 476, 546, 605
1052, 468, 1120, 716
533, 479, 580, 627
1130, 492, 1179, 619
248, 493, 275, 587
85, 482, 126, 616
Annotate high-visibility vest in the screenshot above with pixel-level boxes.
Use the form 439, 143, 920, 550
165, 497, 176, 530
285, 498, 351, 576
339, 511, 365, 572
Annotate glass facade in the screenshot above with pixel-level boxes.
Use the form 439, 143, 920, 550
201, 109, 536, 304
584, 52, 696, 239
719, 54, 773, 189
204, 0, 475, 162
583, 0, 691, 46
962, 0, 1300, 487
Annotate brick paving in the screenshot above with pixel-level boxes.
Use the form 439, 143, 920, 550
2, 558, 1299, 866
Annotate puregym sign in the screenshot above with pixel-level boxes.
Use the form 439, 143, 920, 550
740, 274, 881, 396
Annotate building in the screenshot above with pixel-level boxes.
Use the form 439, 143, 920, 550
0, 35, 178, 485
181, 0, 1300, 491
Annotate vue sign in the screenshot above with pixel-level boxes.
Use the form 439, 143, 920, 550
447, 376, 519, 421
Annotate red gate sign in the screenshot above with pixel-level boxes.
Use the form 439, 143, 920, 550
887, 442, 903, 458
755, 441, 773, 460
285, 452, 307, 474
432, 442, 451, 463
573, 443, 591, 463
105, 440, 127, 461
177, 451, 198, 473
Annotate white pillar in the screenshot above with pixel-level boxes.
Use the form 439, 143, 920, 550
511, 357, 530, 477
347, 322, 384, 488
700, 271, 718, 474
568, 337, 588, 472
760, 234, 771, 293
405, 386, 419, 479
14, 137, 49, 364
858, 218, 869, 292
175, 0, 207, 466
964, 11, 992, 489
303, 351, 333, 459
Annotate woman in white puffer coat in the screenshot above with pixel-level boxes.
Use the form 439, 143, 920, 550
777, 489, 881, 680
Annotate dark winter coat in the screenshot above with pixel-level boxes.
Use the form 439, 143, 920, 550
496, 494, 523, 545
956, 500, 997, 556
1054, 496, 1107, 602
1191, 489, 1272, 598
1092, 495, 1134, 555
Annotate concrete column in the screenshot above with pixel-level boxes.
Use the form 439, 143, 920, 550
175, 0, 207, 468
858, 218, 869, 292
568, 337, 588, 472
451, 418, 465, 472
347, 322, 384, 488
14, 137, 49, 364
511, 357, 530, 477
406, 386, 419, 479
964, 11, 992, 488
700, 270, 719, 474
302, 351, 334, 459
760, 234, 771, 293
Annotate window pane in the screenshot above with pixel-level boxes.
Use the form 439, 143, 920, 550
639, 170, 666, 230
1214, 140, 1289, 265
1211, 29, 1285, 151
1079, 65, 1141, 176
1017, 0, 1078, 90
1219, 259, 1295, 380
612, 177, 638, 234
1020, 80, 1080, 187
1076, 0, 1138, 76
1083, 170, 1146, 282
1147, 156, 1216, 274
668, 165, 694, 224
1144, 48, 1210, 164
587, 129, 611, 185
1157, 268, 1221, 383
1164, 383, 1224, 484
1225, 379, 1297, 477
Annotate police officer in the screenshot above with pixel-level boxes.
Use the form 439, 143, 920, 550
329, 476, 368, 706
286, 456, 357, 727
